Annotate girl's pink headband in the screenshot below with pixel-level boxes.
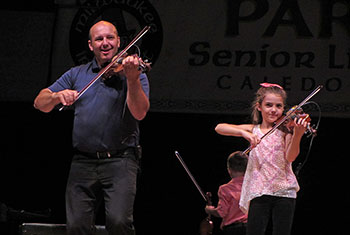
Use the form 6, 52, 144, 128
260, 83, 283, 90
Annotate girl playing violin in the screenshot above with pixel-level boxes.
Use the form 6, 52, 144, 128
215, 83, 309, 235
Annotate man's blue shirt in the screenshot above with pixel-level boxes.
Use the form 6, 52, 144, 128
48, 59, 150, 152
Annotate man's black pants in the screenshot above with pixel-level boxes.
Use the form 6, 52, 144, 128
66, 153, 139, 235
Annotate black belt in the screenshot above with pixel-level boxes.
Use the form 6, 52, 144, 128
74, 147, 136, 159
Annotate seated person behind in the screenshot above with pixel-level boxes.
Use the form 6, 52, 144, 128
205, 151, 248, 235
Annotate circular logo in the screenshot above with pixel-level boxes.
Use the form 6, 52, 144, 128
69, 0, 163, 66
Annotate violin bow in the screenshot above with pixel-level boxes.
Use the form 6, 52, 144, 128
59, 25, 151, 111
174, 151, 208, 203
243, 85, 323, 155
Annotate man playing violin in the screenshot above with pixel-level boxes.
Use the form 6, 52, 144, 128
34, 21, 150, 235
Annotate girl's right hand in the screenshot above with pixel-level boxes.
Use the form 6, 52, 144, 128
242, 130, 260, 148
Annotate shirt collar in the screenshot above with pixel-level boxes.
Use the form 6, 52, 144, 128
91, 58, 100, 73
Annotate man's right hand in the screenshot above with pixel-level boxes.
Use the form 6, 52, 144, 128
34, 88, 78, 113
52, 89, 79, 106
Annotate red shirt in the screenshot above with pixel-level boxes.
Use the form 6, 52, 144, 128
216, 176, 248, 229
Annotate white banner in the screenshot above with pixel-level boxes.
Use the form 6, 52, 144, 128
1, 0, 349, 117
148, 0, 350, 117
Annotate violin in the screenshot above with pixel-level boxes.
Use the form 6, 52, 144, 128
101, 53, 151, 80
277, 106, 317, 137
199, 192, 214, 235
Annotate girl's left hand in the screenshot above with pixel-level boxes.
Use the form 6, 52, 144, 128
293, 117, 309, 137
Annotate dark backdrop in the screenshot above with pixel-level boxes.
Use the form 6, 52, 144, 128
0, 102, 347, 235
0, 1, 348, 234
